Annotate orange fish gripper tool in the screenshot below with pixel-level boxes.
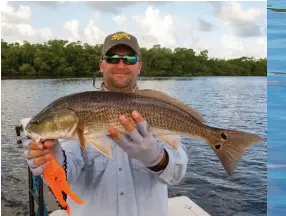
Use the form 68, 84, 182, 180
43, 151, 85, 216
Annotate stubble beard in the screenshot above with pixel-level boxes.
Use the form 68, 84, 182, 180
108, 75, 135, 91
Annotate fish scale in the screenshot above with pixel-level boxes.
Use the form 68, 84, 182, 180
26, 89, 265, 176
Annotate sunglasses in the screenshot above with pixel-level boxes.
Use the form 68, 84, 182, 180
103, 55, 138, 65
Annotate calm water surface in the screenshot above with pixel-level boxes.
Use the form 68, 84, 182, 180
268, 75, 286, 216
1, 77, 266, 216
267, 0, 286, 215
268, 0, 286, 74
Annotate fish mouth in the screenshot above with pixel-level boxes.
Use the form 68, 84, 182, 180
25, 128, 42, 142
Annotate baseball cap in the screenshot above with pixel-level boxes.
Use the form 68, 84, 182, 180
102, 31, 141, 57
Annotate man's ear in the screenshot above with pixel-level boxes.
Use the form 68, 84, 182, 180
99, 59, 104, 73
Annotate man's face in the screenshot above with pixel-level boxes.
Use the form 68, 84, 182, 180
99, 45, 142, 92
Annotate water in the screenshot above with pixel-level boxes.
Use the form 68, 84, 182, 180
268, 76, 286, 216
267, 0, 286, 74
267, 0, 286, 215
1, 77, 267, 216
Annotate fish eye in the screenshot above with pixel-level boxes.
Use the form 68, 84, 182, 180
31, 119, 40, 124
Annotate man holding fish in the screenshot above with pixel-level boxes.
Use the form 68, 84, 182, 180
23, 31, 190, 216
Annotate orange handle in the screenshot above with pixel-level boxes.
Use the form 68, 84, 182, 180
43, 151, 85, 216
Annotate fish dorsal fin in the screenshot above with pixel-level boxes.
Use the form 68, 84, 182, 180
134, 89, 204, 122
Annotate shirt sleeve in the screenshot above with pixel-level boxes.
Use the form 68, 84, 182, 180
60, 139, 84, 184
149, 138, 188, 185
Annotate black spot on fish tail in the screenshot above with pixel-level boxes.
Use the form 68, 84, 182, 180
220, 132, 227, 140
209, 129, 265, 175
215, 144, 221, 149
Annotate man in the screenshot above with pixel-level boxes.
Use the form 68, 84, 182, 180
24, 31, 188, 216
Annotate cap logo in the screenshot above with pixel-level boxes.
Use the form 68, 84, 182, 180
111, 32, 131, 41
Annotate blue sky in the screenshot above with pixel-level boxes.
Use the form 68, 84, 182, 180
1, 1, 267, 59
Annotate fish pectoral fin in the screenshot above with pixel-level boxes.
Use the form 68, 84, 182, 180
85, 133, 113, 158
157, 135, 180, 151
152, 128, 181, 151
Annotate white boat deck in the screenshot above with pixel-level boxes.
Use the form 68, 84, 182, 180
168, 196, 210, 216
49, 196, 210, 216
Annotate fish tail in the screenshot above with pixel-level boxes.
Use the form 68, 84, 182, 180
208, 128, 265, 175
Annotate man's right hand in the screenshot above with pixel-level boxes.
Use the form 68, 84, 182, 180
24, 139, 56, 176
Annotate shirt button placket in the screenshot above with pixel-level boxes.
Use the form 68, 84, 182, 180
119, 167, 123, 196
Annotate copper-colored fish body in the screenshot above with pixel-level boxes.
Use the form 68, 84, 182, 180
26, 89, 265, 179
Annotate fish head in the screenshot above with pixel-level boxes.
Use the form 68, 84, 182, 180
25, 107, 79, 142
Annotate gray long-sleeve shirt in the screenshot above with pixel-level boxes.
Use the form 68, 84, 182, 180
60, 136, 188, 216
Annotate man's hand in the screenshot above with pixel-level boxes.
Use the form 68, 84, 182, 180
108, 111, 167, 169
23, 139, 63, 176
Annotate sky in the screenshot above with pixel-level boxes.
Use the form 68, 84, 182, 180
1, 1, 267, 59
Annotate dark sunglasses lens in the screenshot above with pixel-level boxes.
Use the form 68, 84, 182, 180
105, 55, 120, 64
123, 56, 137, 65
104, 55, 138, 65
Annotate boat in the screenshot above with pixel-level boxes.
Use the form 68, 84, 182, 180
49, 196, 210, 216
15, 118, 211, 216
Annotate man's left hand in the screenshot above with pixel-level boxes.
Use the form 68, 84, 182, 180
108, 111, 166, 168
